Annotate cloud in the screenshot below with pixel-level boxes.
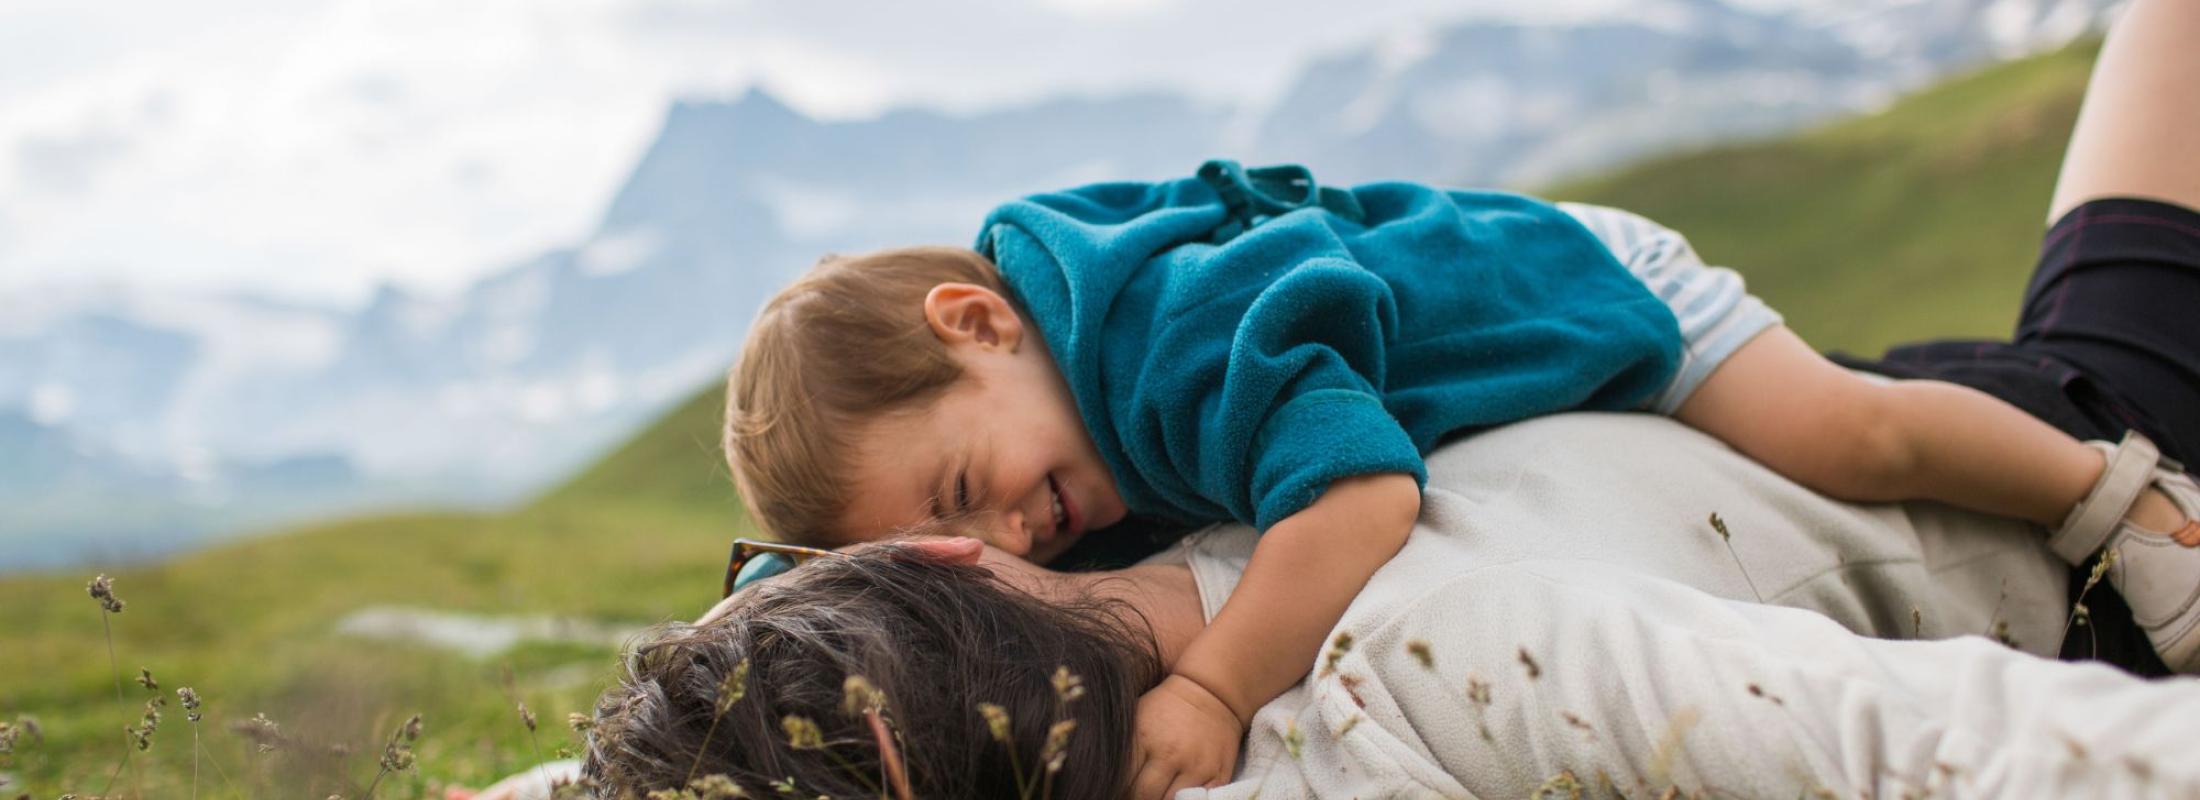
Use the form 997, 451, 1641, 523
0, 0, 1661, 305
14, 126, 131, 195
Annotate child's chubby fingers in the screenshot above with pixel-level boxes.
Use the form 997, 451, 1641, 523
1131, 675, 1246, 798
1131, 755, 1181, 800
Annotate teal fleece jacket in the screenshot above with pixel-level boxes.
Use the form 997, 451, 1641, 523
976, 161, 1682, 530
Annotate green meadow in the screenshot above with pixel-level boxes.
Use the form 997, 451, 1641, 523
0, 38, 2102, 796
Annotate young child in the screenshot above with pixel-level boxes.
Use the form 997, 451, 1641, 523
724, 160, 2200, 798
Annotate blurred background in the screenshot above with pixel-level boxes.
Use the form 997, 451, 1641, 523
0, 0, 2126, 793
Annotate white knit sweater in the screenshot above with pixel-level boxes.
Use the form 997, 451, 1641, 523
1175, 413, 2200, 799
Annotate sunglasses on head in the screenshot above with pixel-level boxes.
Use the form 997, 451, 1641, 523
721, 538, 845, 598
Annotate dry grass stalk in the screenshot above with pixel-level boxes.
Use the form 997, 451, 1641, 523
977, 699, 1028, 796
1039, 666, 1085, 800
2060, 547, 2121, 653
361, 712, 423, 800
1707, 513, 1762, 602
1405, 640, 1435, 671
1319, 631, 1355, 678
1534, 769, 1584, 800
685, 657, 750, 784
780, 715, 824, 751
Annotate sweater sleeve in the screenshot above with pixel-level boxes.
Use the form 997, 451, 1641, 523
1206, 563, 2200, 799
1208, 255, 1427, 530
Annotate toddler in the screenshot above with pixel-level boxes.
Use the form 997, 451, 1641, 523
725, 160, 2199, 798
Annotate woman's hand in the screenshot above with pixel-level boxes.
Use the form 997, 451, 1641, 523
1130, 674, 1245, 800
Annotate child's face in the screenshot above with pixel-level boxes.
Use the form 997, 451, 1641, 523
835, 283, 1128, 563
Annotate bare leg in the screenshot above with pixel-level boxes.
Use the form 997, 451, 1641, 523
2043, 0, 2200, 533
2046, 0, 2200, 224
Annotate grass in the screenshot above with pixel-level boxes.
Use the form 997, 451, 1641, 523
1544, 38, 2101, 356
0, 37, 2106, 796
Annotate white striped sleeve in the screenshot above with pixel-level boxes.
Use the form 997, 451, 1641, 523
1557, 201, 1783, 415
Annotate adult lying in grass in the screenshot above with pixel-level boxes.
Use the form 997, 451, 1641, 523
566, 413, 2195, 798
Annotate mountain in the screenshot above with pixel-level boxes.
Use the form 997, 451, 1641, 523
1243, 0, 2115, 186
0, 0, 2121, 570
0, 38, 2110, 792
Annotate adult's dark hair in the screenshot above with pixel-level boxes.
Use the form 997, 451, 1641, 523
582, 542, 1163, 798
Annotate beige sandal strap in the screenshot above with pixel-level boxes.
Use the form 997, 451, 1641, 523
2052, 430, 2162, 564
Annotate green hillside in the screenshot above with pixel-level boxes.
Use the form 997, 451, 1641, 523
0, 40, 2103, 796
1547, 39, 2100, 355
538, 385, 746, 520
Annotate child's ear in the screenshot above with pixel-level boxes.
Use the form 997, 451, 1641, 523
922, 283, 1025, 351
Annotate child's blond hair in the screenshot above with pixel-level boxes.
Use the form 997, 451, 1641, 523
725, 246, 1010, 545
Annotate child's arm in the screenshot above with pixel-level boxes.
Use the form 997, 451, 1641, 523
1129, 471, 1420, 800
1675, 325, 2182, 530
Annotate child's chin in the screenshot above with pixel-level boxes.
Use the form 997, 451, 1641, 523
1030, 528, 1087, 564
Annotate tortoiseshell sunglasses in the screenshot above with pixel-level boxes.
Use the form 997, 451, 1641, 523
721, 538, 844, 598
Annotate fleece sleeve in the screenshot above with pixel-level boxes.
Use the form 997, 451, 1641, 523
1206, 256, 1426, 530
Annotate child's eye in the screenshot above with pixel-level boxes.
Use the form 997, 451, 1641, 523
956, 473, 969, 512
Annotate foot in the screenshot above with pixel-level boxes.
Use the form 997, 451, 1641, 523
2054, 433, 2200, 672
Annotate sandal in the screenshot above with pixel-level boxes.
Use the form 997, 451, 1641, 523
2048, 430, 2200, 672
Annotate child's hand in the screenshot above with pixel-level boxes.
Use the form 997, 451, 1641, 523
1130, 674, 1245, 800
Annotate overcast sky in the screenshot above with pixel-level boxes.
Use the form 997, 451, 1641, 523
0, 0, 1780, 305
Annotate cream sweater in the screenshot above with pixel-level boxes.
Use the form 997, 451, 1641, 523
1175, 413, 2200, 799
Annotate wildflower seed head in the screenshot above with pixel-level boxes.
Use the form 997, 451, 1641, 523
401, 713, 424, 742
715, 658, 751, 717
136, 668, 158, 692
1405, 639, 1435, 670
128, 703, 162, 751
780, 715, 824, 750
841, 674, 886, 717
126, 697, 165, 750
234, 712, 285, 752
1322, 631, 1356, 675
517, 701, 538, 732
1051, 666, 1086, 706
1332, 713, 1362, 738
1465, 674, 1492, 706
1708, 513, 1731, 542
1518, 647, 1542, 680
976, 702, 1012, 743
87, 574, 124, 613
1040, 719, 1077, 773
379, 740, 416, 772
550, 775, 601, 800
177, 687, 203, 722
689, 773, 747, 800
0, 721, 17, 755
566, 712, 593, 733
14, 715, 40, 743
2086, 548, 2120, 592
1535, 769, 1584, 800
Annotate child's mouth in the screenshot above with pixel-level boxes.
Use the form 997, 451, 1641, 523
1048, 474, 1076, 540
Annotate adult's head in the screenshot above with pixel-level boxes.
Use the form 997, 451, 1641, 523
581, 538, 1164, 798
